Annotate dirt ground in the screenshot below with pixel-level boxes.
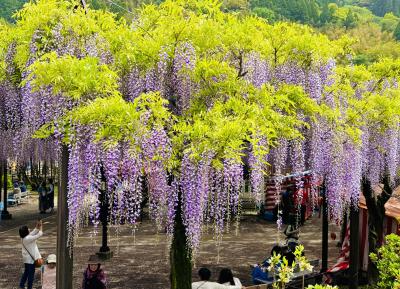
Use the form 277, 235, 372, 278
0, 197, 341, 289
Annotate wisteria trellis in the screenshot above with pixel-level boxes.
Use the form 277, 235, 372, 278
1, 0, 400, 257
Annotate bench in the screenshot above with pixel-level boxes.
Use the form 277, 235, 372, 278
244, 285, 268, 289
20, 191, 29, 203
7, 192, 21, 206
253, 278, 274, 285
286, 272, 322, 289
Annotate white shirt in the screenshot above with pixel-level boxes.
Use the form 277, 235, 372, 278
192, 281, 228, 289
222, 277, 242, 289
21, 228, 43, 264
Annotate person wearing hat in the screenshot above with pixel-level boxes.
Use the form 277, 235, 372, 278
82, 255, 107, 289
42, 254, 56, 289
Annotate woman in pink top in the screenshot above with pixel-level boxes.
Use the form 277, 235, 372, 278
42, 254, 56, 289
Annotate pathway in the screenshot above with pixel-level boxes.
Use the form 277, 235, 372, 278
0, 198, 341, 289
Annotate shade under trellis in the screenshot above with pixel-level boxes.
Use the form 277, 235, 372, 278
263, 172, 322, 224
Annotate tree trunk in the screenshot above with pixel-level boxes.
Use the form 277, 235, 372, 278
321, 185, 328, 273
0, 161, 2, 204
170, 191, 192, 289
50, 161, 54, 179
56, 145, 73, 289
349, 205, 359, 289
362, 174, 392, 282
1, 159, 11, 219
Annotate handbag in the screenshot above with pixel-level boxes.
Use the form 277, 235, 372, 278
22, 241, 44, 268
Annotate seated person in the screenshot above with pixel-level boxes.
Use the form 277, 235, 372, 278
13, 182, 21, 195
218, 268, 242, 289
192, 267, 227, 289
20, 181, 27, 193
42, 254, 56, 289
251, 245, 282, 284
281, 246, 296, 267
284, 224, 300, 252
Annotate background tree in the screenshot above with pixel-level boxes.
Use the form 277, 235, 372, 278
344, 10, 357, 29
393, 20, 400, 40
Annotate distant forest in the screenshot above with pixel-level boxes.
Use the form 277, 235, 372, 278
2, 0, 400, 65
2, 0, 400, 24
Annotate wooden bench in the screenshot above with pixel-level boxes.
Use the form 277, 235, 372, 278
243, 285, 268, 289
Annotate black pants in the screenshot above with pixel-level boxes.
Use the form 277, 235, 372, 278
20, 263, 35, 289
48, 193, 54, 209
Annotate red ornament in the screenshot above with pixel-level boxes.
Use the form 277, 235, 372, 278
330, 232, 336, 240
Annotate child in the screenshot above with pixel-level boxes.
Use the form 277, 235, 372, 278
42, 254, 56, 289
82, 255, 107, 289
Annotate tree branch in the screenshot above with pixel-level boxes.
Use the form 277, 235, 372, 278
236, 50, 248, 79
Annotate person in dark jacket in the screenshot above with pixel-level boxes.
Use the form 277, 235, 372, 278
47, 179, 55, 213
38, 182, 48, 214
251, 245, 283, 284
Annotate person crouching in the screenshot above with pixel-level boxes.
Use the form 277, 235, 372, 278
82, 255, 107, 289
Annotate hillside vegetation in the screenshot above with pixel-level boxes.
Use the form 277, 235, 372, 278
1, 0, 400, 64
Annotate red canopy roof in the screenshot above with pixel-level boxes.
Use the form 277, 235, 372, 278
359, 185, 400, 220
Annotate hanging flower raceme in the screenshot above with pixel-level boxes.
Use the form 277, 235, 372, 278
173, 42, 197, 113
179, 151, 245, 252
180, 153, 206, 252
248, 138, 268, 204
141, 128, 172, 231
361, 127, 400, 186
120, 149, 144, 226
223, 159, 244, 217
244, 52, 271, 88
67, 128, 90, 248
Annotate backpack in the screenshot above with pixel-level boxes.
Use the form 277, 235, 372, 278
84, 269, 106, 289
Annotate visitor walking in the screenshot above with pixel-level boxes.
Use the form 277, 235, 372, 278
47, 179, 54, 213
19, 220, 43, 289
82, 255, 107, 289
38, 182, 47, 214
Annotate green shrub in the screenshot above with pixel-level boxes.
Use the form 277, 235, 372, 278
370, 234, 400, 289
